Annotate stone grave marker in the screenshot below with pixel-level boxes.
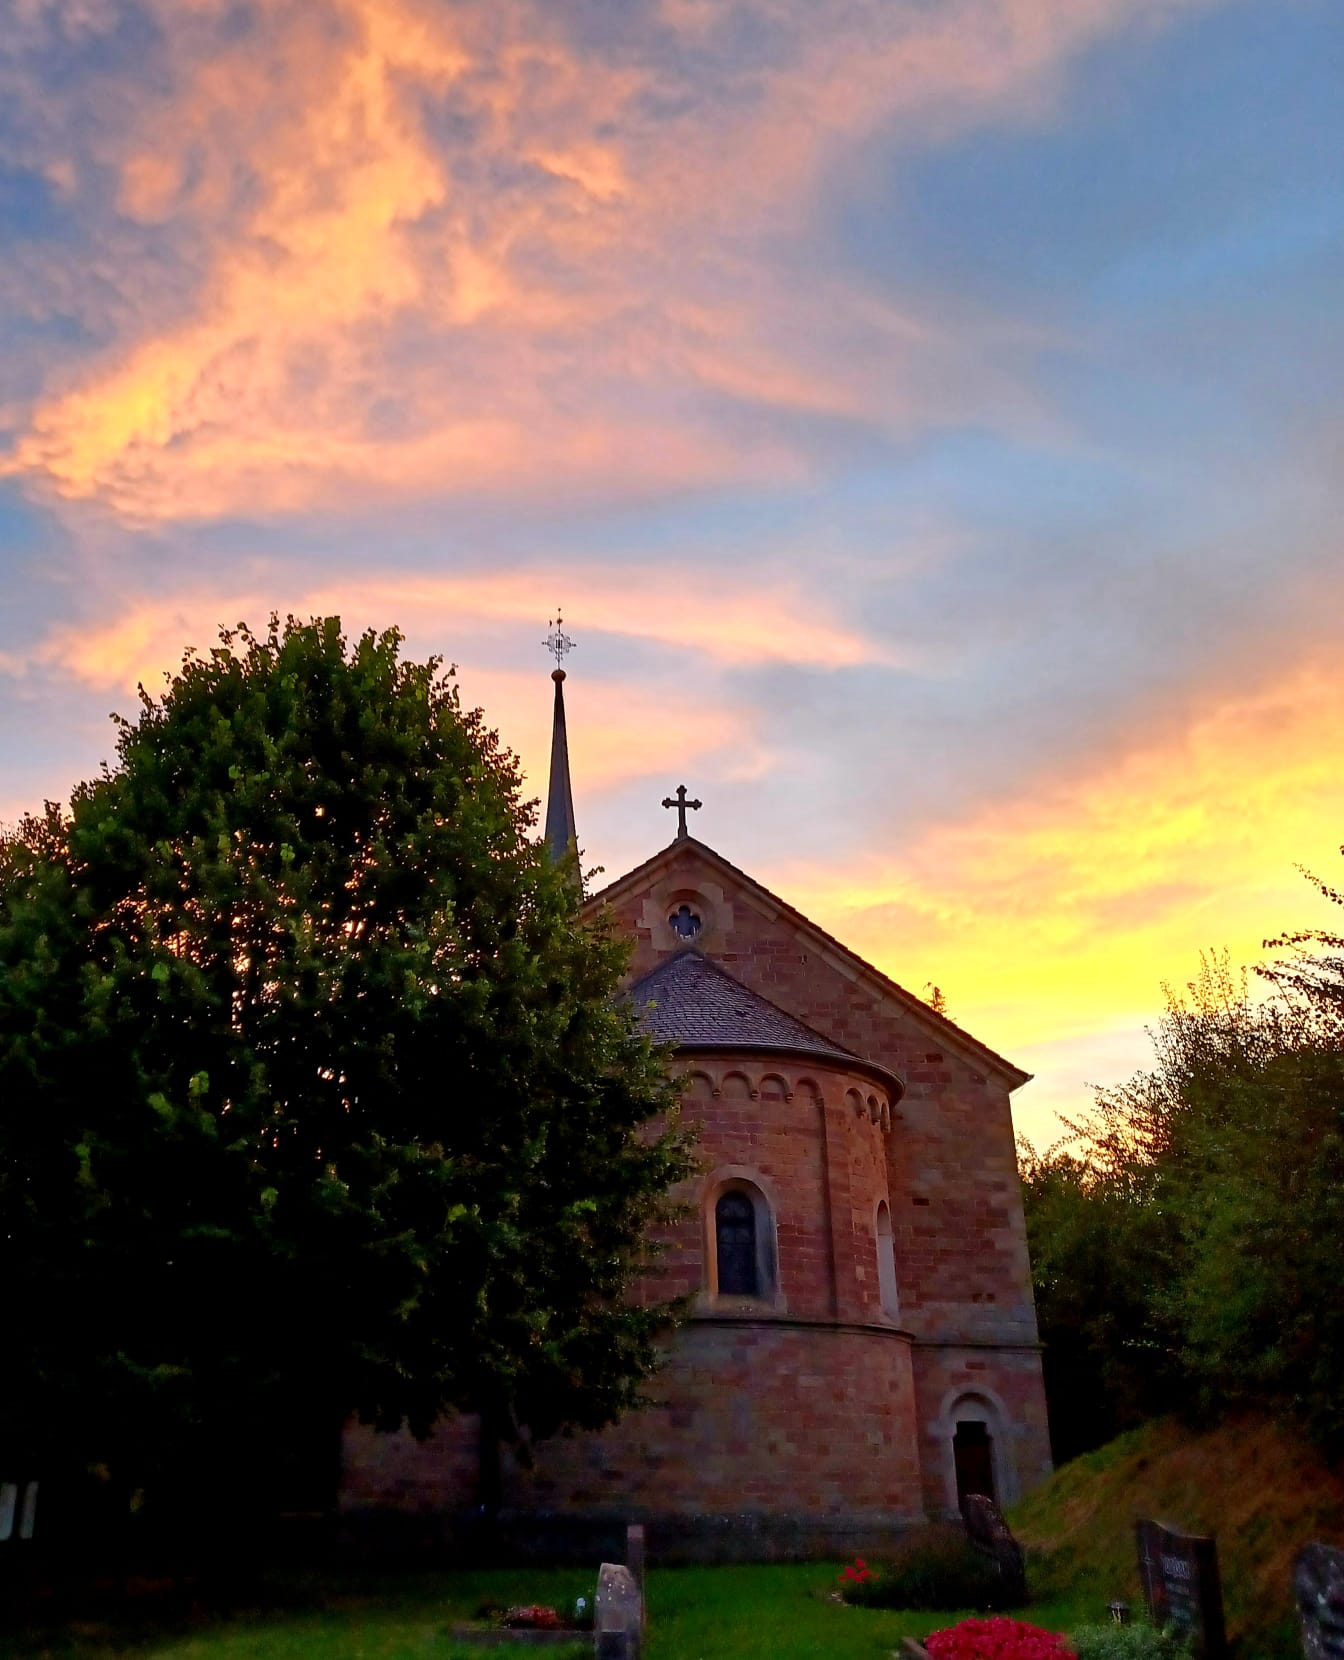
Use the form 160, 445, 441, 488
0, 1481, 36, 1543
1136, 1519, 1227, 1659
962, 1492, 1027, 1603
625, 1523, 645, 1601
594, 1561, 642, 1660
1296, 1542, 1344, 1659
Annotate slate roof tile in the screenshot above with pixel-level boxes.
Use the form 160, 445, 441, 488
627, 949, 860, 1066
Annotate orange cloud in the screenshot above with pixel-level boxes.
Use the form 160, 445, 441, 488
5, 0, 1218, 521
11, 565, 894, 695
780, 654, 1344, 1132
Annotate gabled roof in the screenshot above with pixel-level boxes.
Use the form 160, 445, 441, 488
628, 949, 903, 1096
587, 835, 1031, 1091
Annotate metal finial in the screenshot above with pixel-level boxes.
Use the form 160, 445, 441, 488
661, 784, 702, 839
544, 610, 575, 670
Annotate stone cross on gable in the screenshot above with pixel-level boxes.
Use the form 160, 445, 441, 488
662, 784, 702, 839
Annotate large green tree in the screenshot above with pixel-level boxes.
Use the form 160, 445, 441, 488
1022, 935, 1344, 1461
0, 617, 693, 1519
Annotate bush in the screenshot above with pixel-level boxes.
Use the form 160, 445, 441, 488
1069, 1624, 1190, 1659
838, 1525, 1027, 1611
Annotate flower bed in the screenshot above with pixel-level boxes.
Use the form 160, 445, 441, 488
904, 1615, 1076, 1660
447, 1600, 593, 1649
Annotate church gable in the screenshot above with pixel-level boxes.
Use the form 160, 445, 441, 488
585, 834, 1028, 1094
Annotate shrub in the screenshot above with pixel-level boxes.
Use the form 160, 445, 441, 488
925, 1615, 1075, 1659
838, 1525, 1026, 1611
1069, 1623, 1190, 1659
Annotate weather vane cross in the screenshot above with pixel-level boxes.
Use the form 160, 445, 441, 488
662, 783, 702, 839
543, 610, 575, 671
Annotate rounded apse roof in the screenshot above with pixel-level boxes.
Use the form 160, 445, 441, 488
627, 949, 903, 1098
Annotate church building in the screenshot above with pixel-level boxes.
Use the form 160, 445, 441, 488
340, 651, 1053, 1557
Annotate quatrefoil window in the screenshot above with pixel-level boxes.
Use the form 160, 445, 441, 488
669, 904, 703, 939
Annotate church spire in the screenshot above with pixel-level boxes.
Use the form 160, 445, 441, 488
542, 613, 579, 876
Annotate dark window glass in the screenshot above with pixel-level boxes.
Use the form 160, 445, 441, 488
715, 1191, 758, 1296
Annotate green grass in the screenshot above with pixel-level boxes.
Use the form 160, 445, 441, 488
10, 1413, 1338, 1658
1, 1563, 1108, 1660
647, 1563, 1101, 1658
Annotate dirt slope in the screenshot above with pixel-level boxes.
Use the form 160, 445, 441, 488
1009, 1414, 1344, 1656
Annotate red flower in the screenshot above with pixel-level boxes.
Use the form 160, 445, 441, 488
924, 1615, 1075, 1660
502, 1605, 563, 1629
837, 1557, 879, 1591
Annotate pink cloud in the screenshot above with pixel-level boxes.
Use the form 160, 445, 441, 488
4, 0, 1218, 521
4, 563, 894, 694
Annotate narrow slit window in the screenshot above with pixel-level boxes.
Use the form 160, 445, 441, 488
875, 1200, 899, 1318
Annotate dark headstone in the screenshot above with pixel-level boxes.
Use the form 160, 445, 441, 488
625, 1524, 646, 1601
1296, 1542, 1344, 1659
961, 1492, 1027, 1604
594, 1562, 642, 1660
1136, 1519, 1227, 1659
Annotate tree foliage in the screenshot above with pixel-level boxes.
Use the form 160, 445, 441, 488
1021, 862, 1344, 1461
0, 616, 694, 1514
1017, 1142, 1181, 1463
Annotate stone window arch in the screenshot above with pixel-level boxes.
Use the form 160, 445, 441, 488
874, 1199, 900, 1319
932, 1388, 1018, 1514
704, 1175, 778, 1304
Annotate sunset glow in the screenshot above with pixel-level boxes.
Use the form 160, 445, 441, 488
3, 0, 1342, 1142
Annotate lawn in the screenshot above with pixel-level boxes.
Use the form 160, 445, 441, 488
3, 1563, 1108, 1660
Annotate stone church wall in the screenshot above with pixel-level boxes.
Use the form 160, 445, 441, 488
337, 840, 1054, 1552
342, 1047, 929, 1546
342, 1318, 925, 1557
601, 850, 1043, 1350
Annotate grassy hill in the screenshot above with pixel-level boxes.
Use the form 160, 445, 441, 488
1010, 1414, 1344, 1657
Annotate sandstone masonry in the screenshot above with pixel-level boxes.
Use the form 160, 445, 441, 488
340, 835, 1053, 1557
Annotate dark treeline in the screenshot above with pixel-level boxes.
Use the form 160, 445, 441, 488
1020, 856, 1344, 1467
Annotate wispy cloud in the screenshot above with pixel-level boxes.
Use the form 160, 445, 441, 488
4, 0, 1214, 521
5, 0, 1340, 1149
0, 563, 895, 693
784, 651, 1344, 1106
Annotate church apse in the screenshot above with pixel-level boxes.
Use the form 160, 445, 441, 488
338, 666, 1052, 1554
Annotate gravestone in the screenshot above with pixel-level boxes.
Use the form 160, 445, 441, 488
961, 1492, 1027, 1603
594, 1562, 642, 1660
0, 1481, 36, 1543
1136, 1519, 1227, 1659
625, 1523, 646, 1602
1295, 1542, 1344, 1658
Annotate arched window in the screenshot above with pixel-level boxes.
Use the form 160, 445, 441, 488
715, 1190, 759, 1296
875, 1200, 899, 1318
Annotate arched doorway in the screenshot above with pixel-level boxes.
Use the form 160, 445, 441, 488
953, 1417, 996, 1508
